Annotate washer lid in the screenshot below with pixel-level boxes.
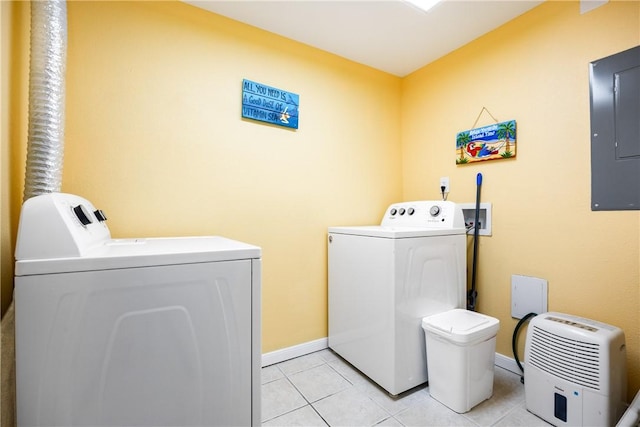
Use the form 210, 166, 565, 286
328, 225, 466, 238
15, 236, 261, 276
421, 309, 500, 344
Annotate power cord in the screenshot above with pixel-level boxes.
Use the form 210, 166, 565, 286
512, 312, 538, 384
440, 185, 448, 201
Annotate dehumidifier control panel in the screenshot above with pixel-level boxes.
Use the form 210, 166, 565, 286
381, 201, 465, 229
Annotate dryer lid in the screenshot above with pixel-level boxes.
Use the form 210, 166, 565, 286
15, 236, 261, 276
14, 193, 260, 276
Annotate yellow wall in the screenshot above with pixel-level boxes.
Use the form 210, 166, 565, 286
0, 0, 8, 317
2, 0, 639, 401
1, 0, 29, 318
402, 0, 640, 397
3, 1, 402, 351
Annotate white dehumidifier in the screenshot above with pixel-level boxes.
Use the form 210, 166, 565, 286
524, 312, 627, 427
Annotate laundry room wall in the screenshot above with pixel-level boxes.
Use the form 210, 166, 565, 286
3, 1, 402, 351
0, 0, 12, 318
401, 0, 640, 398
3, 0, 639, 404
1, 0, 28, 318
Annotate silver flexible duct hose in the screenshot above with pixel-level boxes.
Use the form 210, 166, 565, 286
4, 4, 67, 426
23, 0, 67, 201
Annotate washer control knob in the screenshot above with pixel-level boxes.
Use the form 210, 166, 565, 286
390, 208, 397, 216
94, 209, 107, 222
429, 205, 441, 217
399, 208, 406, 215
73, 204, 93, 226
408, 207, 415, 215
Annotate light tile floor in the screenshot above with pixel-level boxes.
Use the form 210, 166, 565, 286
262, 349, 551, 426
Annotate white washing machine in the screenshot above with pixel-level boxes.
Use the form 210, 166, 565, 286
14, 193, 261, 427
328, 201, 466, 395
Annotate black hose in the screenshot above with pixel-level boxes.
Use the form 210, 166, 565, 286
467, 173, 482, 311
512, 312, 538, 383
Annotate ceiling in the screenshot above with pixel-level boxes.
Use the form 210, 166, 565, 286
184, 0, 543, 77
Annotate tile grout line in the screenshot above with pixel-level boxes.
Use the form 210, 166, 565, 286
281, 358, 337, 426
261, 364, 309, 424
288, 354, 394, 427
263, 350, 528, 426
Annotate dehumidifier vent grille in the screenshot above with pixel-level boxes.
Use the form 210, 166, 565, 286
528, 325, 601, 390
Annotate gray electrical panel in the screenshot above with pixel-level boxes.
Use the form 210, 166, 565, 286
589, 46, 640, 211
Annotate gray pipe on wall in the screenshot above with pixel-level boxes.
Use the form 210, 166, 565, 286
23, 0, 67, 201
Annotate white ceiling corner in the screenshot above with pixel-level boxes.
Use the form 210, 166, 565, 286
184, 0, 543, 77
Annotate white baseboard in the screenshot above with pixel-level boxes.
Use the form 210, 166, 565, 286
262, 337, 523, 377
495, 352, 522, 376
261, 338, 328, 367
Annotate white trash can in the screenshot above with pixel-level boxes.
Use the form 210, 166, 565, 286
421, 309, 500, 413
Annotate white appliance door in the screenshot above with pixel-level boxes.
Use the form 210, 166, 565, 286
328, 232, 465, 395
328, 233, 396, 391
16, 260, 252, 427
394, 234, 466, 392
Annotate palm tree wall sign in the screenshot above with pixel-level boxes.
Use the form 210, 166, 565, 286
456, 120, 516, 164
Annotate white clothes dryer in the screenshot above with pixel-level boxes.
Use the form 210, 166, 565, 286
328, 201, 466, 395
14, 193, 261, 427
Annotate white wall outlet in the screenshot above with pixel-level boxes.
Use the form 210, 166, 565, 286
459, 202, 492, 236
439, 177, 450, 194
511, 275, 548, 319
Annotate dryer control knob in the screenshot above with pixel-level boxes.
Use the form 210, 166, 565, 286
94, 209, 107, 222
390, 208, 397, 216
408, 207, 415, 215
429, 205, 440, 217
73, 204, 93, 226
399, 208, 406, 215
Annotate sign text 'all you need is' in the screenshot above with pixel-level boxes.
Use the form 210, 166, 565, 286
242, 79, 299, 129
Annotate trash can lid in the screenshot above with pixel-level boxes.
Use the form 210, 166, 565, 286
421, 309, 500, 344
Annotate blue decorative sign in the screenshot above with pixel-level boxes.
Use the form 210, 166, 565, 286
456, 119, 517, 164
242, 79, 299, 129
